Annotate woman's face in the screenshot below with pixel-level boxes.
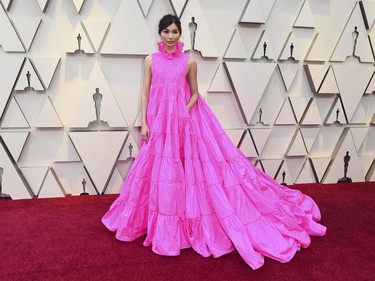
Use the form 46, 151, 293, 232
160, 23, 181, 48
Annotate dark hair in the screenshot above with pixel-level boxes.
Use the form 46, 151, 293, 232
158, 14, 182, 34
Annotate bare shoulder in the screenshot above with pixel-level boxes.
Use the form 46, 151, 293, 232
187, 54, 197, 70
145, 55, 152, 65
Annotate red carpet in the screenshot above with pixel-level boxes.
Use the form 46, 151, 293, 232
1, 182, 374, 281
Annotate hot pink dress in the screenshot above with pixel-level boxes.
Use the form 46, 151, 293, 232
102, 41, 326, 270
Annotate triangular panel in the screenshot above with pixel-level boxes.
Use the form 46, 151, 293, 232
239, 130, 257, 157
0, 131, 29, 162
36, 0, 50, 13
0, 142, 32, 199
72, 0, 86, 13
208, 63, 232, 93
250, 128, 272, 156
225, 62, 275, 124
224, 129, 245, 148
295, 159, 317, 183
12, 17, 41, 51
223, 29, 248, 59
137, 0, 154, 17
304, 33, 328, 62
101, 0, 154, 55
104, 167, 124, 194
277, 63, 299, 91
0, 4, 24, 52
300, 127, 320, 153
81, 20, 110, 52
259, 159, 282, 179
310, 157, 331, 182
69, 131, 127, 193
333, 64, 374, 121
318, 66, 339, 94
252, 31, 276, 60
30, 57, 61, 89
293, 0, 315, 28
69, 62, 127, 128
1, 97, 30, 128
20, 166, 48, 195
286, 129, 307, 156
169, 0, 188, 17
303, 64, 329, 93
15, 58, 44, 91
35, 97, 63, 128
38, 168, 66, 198
330, 3, 373, 62
274, 98, 297, 125
66, 22, 94, 54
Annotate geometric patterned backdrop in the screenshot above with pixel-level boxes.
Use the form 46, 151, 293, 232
0, 0, 374, 199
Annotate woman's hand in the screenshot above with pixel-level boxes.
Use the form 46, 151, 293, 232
141, 124, 150, 143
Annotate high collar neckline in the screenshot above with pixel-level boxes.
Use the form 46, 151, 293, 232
157, 41, 184, 59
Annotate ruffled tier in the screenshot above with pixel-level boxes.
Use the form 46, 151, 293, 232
102, 94, 326, 270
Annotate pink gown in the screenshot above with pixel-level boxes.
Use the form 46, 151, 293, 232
102, 41, 326, 270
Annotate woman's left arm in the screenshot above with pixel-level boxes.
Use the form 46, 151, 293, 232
186, 55, 199, 112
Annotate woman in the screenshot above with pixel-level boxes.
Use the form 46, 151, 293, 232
102, 14, 326, 270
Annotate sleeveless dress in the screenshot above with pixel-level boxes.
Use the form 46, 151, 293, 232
102, 41, 326, 270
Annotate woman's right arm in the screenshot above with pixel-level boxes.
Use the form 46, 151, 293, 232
141, 55, 152, 143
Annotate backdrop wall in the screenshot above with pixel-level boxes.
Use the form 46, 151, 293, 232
0, 0, 374, 199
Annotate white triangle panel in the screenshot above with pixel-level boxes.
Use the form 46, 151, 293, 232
206, 91, 244, 128
330, 3, 373, 62
30, 57, 60, 89
137, 0, 154, 17
225, 62, 275, 124
69, 62, 127, 128
35, 97, 63, 128
1, 97, 30, 128
286, 130, 307, 156
116, 158, 135, 180
0, 143, 32, 199
101, 0, 154, 55
180, 1, 219, 57
324, 98, 346, 125
304, 33, 328, 62
170, 0, 188, 17
350, 128, 369, 152
208, 63, 232, 93
12, 17, 41, 51
301, 99, 323, 125
66, 22, 94, 54
69, 131, 127, 193
274, 98, 297, 125
239, 130, 257, 157
20, 166, 48, 196
318, 66, 339, 94
260, 159, 282, 179
81, 20, 109, 52
364, 71, 375, 94
55, 133, 81, 162
1, 0, 12, 10
300, 127, 320, 153
15, 59, 44, 91
351, 95, 375, 124
310, 157, 331, 182
104, 167, 124, 194
36, 0, 50, 12
38, 168, 66, 198
333, 64, 374, 121
249, 128, 272, 155
293, 0, 315, 28
281, 157, 306, 183
0, 5, 24, 52
277, 63, 299, 91
361, 1, 375, 29
295, 159, 317, 183
224, 129, 244, 148
224, 29, 248, 59
240, 0, 275, 24
289, 96, 310, 123
252, 31, 276, 60
358, 156, 374, 179
72, 0, 86, 13
304, 64, 329, 93
358, 127, 375, 155
0, 57, 24, 114
0, 131, 29, 162
279, 32, 314, 61
322, 132, 365, 183
118, 132, 141, 161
